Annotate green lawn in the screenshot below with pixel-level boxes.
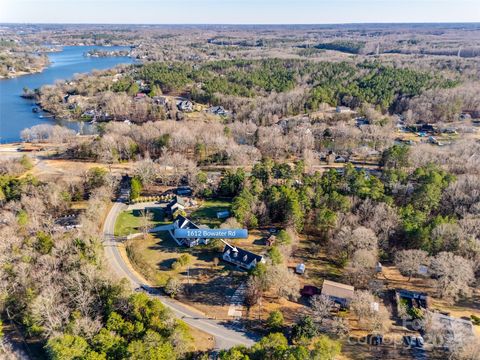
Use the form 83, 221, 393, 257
114, 208, 168, 236
190, 198, 232, 228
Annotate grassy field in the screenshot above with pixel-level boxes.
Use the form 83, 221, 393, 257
190, 198, 232, 228
114, 208, 167, 236
125, 231, 247, 319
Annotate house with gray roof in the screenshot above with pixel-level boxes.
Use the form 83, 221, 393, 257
171, 215, 209, 247
165, 196, 186, 219
222, 245, 265, 270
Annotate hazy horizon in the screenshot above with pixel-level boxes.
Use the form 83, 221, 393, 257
1, 0, 479, 24
2, 21, 480, 25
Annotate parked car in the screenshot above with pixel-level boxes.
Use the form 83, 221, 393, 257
403, 335, 424, 348
300, 285, 320, 297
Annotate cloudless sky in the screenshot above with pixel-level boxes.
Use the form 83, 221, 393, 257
0, 0, 479, 24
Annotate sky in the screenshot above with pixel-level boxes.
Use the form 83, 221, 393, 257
0, 0, 479, 24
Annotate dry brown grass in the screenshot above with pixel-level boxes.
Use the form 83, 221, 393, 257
381, 265, 480, 336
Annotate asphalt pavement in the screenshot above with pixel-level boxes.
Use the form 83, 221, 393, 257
102, 200, 257, 349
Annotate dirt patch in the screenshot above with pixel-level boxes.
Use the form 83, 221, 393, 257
188, 326, 215, 352
29, 158, 133, 181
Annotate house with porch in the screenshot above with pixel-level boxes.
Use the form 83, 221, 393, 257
222, 245, 265, 270
170, 215, 209, 247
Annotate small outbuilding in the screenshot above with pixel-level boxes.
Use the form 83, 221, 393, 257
216, 210, 230, 219
321, 280, 355, 308
176, 186, 192, 196
295, 263, 306, 275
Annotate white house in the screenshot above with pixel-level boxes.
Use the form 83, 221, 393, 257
222, 245, 265, 270
170, 215, 209, 247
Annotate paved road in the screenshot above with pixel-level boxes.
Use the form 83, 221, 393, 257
102, 201, 257, 350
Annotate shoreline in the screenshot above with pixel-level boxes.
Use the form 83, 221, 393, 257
0, 66, 48, 80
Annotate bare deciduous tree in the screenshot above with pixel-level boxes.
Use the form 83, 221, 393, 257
429, 252, 475, 302
394, 249, 429, 281
266, 265, 300, 301
350, 290, 390, 333
310, 294, 333, 325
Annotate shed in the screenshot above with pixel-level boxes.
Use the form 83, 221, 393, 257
321, 280, 355, 307
295, 263, 306, 275
418, 265, 429, 276
216, 210, 230, 219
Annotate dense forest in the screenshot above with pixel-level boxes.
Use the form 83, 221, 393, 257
0, 159, 199, 359
38, 58, 461, 124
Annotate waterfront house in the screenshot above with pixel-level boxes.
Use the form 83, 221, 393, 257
335, 155, 347, 163
82, 109, 96, 119
177, 100, 193, 112
208, 106, 228, 116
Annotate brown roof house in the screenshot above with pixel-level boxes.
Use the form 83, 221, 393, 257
321, 280, 355, 308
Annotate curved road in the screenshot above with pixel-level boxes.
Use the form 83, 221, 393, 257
102, 201, 257, 350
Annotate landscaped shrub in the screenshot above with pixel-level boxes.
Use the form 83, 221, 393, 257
171, 261, 182, 271
178, 254, 193, 266
171, 254, 193, 270
165, 277, 183, 298
267, 310, 284, 332
130, 177, 142, 199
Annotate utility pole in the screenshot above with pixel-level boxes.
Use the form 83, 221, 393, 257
258, 297, 263, 321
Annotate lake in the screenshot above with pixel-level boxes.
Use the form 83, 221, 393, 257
0, 46, 135, 143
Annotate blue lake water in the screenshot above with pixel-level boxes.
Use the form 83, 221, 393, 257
0, 46, 134, 143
